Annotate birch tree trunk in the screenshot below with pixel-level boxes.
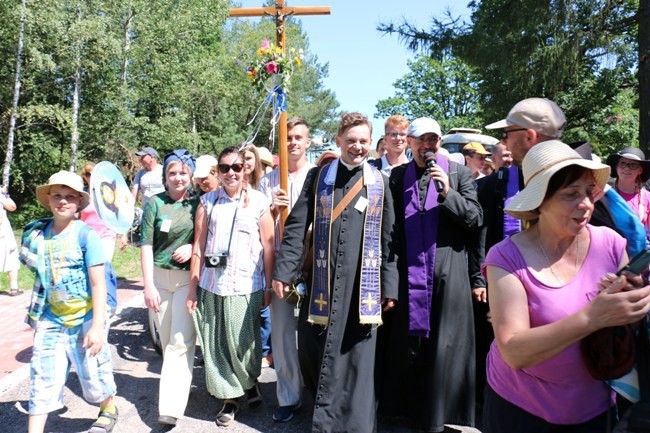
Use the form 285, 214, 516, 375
69, 2, 82, 172
2, 0, 28, 189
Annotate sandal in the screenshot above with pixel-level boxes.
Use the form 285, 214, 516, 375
216, 399, 239, 427
88, 406, 118, 433
8, 289, 24, 297
247, 382, 263, 409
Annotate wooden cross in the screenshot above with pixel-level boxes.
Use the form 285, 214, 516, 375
314, 292, 328, 311
229, 1, 331, 229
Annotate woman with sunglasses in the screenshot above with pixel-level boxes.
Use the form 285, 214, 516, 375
140, 150, 198, 427
606, 147, 650, 236
187, 146, 274, 427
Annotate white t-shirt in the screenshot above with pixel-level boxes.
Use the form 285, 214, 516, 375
131, 165, 164, 202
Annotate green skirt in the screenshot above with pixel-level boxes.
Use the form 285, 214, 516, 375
193, 288, 263, 399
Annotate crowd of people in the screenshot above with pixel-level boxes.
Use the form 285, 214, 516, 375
9, 99, 650, 433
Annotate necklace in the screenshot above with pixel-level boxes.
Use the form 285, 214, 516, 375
536, 224, 580, 285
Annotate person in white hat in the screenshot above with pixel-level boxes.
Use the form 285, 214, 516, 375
193, 154, 219, 195
482, 140, 650, 433
377, 116, 481, 432
21, 170, 118, 433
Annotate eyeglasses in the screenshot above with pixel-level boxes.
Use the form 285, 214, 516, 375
217, 163, 244, 174
409, 135, 439, 144
386, 132, 407, 139
500, 128, 528, 139
618, 160, 641, 171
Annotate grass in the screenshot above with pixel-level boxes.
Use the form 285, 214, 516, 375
0, 231, 142, 293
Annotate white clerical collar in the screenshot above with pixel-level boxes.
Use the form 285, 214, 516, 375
324, 159, 376, 186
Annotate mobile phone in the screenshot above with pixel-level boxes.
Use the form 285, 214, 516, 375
618, 250, 650, 276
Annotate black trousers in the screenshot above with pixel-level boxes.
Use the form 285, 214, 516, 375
482, 384, 616, 433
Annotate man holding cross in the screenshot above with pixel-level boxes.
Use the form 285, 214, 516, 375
272, 112, 398, 433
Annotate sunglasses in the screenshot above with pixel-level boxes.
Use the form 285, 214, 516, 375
500, 128, 528, 139
218, 163, 244, 174
618, 160, 641, 171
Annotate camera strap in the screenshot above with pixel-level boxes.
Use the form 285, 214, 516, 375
207, 188, 246, 255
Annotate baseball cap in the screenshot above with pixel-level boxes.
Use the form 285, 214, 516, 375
485, 98, 567, 138
407, 117, 442, 138
135, 146, 159, 158
193, 155, 218, 179
463, 142, 492, 155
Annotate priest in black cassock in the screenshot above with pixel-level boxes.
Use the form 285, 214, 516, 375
272, 112, 398, 433
377, 117, 482, 432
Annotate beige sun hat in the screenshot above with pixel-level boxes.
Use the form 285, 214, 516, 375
36, 170, 90, 211
257, 147, 274, 168
504, 140, 610, 220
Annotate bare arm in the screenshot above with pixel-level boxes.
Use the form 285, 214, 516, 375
140, 244, 160, 312
83, 264, 107, 357
259, 208, 275, 307
187, 202, 208, 314
488, 264, 650, 370
1, 196, 17, 212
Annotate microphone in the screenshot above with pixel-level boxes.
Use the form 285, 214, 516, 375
424, 152, 444, 193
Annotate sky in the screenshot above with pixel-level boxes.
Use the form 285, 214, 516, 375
234, 0, 470, 144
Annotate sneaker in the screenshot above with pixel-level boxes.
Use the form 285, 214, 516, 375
158, 415, 177, 426
216, 399, 239, 427
273, 403, 300, 422
247, 382, 263, 409
88, 406, 118, 433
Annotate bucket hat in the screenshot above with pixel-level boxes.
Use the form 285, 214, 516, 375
504, 140, 610, 220
605, 147, 650, 183
36, 171, 90, 211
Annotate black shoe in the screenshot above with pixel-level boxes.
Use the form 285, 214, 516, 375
247, 382, 263, 409
216, 399, 239, 427
273, 403, 300, 422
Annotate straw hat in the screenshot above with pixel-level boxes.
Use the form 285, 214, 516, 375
504, 140, 610, 220
257, 147, 274, 168
605, 147, 650, 183
316, 150, 340, 167
36, 171, 90, 211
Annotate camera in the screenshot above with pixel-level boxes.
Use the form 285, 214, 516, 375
205, 253, 228, 268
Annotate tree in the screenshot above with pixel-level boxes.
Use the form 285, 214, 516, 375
378, 0, 639, 153
375, 54, 482, 132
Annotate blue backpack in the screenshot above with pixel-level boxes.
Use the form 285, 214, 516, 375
78, 223, 118, 309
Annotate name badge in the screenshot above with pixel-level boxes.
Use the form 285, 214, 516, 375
49, 288, 69, 303
355, 196, 368, 213
160, 219, 172, 233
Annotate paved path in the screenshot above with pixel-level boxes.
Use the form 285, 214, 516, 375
0, 281, 482, 432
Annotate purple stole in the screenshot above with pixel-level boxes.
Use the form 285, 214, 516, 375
503, 166, 522, 238
309, 160, 385, 326
403, 156, 448, 338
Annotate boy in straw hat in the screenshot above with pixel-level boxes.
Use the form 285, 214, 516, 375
20, 171, 118, 433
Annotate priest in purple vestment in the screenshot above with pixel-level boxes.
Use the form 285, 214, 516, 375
377, 117, 482, 433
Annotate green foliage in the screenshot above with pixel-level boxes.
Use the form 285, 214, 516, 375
375, 55, 483, 132
0, 0, 339, 223
378, 0, 639, 149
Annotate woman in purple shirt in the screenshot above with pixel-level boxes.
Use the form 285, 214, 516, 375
482, 140, 650, 432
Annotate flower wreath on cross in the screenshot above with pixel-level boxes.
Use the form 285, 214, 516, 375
245, 39, 304, 94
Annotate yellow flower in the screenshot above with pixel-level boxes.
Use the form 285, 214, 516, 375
294, 57, 301, 66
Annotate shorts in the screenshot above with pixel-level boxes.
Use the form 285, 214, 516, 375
29, 316, 116, 415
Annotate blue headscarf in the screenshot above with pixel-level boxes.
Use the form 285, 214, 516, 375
162, 149, 196, 178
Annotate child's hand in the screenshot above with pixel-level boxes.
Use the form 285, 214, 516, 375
83, 325, 104, 357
